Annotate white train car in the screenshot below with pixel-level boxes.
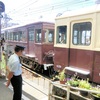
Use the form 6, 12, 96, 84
54, 5, 100, 84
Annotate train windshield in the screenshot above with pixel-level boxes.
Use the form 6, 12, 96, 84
36, 29, 41, 43
44, 29, 54, 43
56, 26, 67, 44
72, 22, 92, 45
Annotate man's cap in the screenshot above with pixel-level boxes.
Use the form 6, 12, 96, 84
16, 45, 25, 50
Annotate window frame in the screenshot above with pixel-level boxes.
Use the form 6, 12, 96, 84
56, 25, 67, 44
35, 29, 42, 43
44, 29, 54, 43
28, 28, 34, 41
72, 22, 92, 46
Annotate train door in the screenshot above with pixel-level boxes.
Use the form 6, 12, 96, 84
28, 27, 35, 56
54, 24, 69, 71
68, 20, 93, 80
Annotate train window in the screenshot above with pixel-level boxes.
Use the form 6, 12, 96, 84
8, 32, 13, 40
4, 31, 7, 40
44, 29, 54, 43
48, 31, 53, 42
13, 32, 19, 41
72, 22, 92, 45
28, 29, 34, 41
22, 31, 27, 42
17, 31, 24, 41
56, 26, 67, 44
18, 31, 22, 41
36, 29, 41, 43
9, 32, 13, 40
12, 31, 25, 41
8, 32, 10, 40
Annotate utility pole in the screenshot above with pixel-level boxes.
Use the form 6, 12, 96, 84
0, 1, 5, 76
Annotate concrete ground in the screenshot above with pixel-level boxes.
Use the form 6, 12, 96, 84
0, 76, 48, 100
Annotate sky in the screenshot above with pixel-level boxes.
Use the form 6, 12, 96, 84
1, 0, 59, 24
0, 0, 96, 25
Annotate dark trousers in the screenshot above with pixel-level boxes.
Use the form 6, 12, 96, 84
11, 75, 22, 100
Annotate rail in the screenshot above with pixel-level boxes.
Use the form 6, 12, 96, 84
22, 65, 50, 80
22, 65, 51, 95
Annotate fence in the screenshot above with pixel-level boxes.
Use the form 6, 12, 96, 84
22, 66, 51, 96
48, 81, 100, 100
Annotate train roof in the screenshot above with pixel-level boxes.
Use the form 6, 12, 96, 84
1, 21, 54, 32
56, 4, 100, 19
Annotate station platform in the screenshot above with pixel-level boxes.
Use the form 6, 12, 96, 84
0, 76, 49, 100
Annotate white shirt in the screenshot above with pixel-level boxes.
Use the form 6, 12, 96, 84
7, 53, 22, 76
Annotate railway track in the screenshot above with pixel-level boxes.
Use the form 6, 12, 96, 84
22, 65, 51, 96
22, 63, 52, 80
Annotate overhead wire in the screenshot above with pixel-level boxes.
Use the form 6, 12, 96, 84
26, 0, 94, 14
9, 0, 94, 18
7, 0, 70, 14
7, 0, 92, 15
7, 0, 39, 14
4, 0, 95, 24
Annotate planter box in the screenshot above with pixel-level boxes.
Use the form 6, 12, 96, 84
90, 93, 100, 100
80, 90, 88, 97
52, 86, 67, 100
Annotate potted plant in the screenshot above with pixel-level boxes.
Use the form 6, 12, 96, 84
67, 74, 80, 91
90, 86, 100, 100
79, 79, 91, 97
59, 69, 67, 84
52, 75, 60, 81
52, 69, 67, 84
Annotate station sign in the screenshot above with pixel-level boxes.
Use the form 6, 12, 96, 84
0, 1, 5, 12
95, 0, 100, 4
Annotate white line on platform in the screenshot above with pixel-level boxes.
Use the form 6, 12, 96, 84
4, 82, 31, 100
39, 97, 48, 100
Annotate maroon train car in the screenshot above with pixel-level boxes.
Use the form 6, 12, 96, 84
54, 6, 100, 84
2, 21, 54, 76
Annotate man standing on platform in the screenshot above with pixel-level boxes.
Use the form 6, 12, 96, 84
6, 45, 25, 100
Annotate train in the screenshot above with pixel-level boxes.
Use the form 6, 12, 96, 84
1, 21, 55, 77
53, 5, 100, 84
2, 5, 100, 84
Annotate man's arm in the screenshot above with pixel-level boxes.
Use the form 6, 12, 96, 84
6, 72, 13, 87
6, 71, 13, 87
6, 66, 14, 87
6, 61, 19, 87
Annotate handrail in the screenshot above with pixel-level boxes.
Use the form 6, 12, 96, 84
22, 65, 51, 96
22, 66, 50, 82
49, 81, 100, 100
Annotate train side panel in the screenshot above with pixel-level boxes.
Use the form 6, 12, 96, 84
54, 6, 100, 83
69, 49, 94, 80
93, 51, 100, 83
2, 21, 55, 76
54, 47, 69, 71
34, 22, 54, 64
92, 12, 100, 83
